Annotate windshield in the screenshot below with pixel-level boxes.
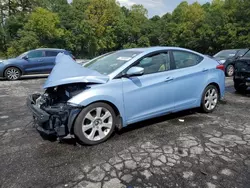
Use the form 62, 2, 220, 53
17, 51, 29, 59
214, 50, 238, 59
84, 50, 142, 75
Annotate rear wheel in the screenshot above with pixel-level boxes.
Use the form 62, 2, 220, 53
201, 85, 219, 113
226, 65, 234, 77
234, 81, 247, 93
74, 102, 116, 145
4, 67, 21, 80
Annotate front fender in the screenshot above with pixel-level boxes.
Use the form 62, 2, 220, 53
68, 82, 126, 126
3, 64, 24, 74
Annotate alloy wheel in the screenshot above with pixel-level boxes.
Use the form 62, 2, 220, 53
6, 68, 20, 80
82, 107, 113, 141
227, 65, 234, 77
204, 88, 218, 111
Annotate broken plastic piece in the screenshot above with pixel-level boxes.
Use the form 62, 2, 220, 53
178, 119, 184, 122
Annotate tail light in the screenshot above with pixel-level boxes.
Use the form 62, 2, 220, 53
216, 64, 225, 71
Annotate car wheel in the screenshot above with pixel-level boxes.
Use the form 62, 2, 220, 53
4, 67, 21, 80
74, 102, 116, 145
201, 85, 219, 113
226, 65, 234, 77
234, 81, 247, 93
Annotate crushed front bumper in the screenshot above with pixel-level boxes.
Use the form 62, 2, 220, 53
234, 72, 250, 87
27, 94, 81, 138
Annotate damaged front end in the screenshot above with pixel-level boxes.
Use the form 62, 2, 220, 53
27, 84, 86, 139
27, 53, 110, 140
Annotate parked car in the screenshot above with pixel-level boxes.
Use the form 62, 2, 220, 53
27, 47, 225, 145
233, 52, 250, 92
214, 49, 248, 77
0, 48, 74, 80
76, 59, 90, 65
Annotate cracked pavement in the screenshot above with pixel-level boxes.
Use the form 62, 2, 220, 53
0, 76, 250, 188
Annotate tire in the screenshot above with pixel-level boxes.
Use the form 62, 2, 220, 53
201, 85, 219, 113
226, 65, 234, 77
4, 67, 21, 80
74, 102, 116, 145
234, 81, 247, 93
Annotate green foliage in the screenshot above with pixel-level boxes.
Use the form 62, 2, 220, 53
0, 0, 250, 58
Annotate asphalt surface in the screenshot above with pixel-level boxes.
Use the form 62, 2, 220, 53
0, 76, 250, 188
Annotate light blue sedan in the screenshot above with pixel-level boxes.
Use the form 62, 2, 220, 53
27, 47, 225, 145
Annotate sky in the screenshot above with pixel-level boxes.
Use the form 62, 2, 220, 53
117, 0, 212, 17
67, 0, 212, 18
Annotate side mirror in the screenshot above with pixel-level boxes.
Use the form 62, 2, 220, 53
22, 56, 28, 60
126, 66, 144, 77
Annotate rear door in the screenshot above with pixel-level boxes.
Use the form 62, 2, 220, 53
23, 50, 46, 74
43, 50, 60, 73
169, 50, 207, 111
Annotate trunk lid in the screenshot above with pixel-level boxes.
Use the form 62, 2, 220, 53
43, 53, 109, 89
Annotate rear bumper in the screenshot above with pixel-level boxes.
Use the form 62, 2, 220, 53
27, 94, 81, 138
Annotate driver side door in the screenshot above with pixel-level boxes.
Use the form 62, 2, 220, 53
122, 51, 176, 125
23, 50, 46, 74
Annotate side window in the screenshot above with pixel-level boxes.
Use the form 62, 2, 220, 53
172, 51, 203, 69
27, 51, 43, 58
45, 51, 59, 57
136, 52, 171, 74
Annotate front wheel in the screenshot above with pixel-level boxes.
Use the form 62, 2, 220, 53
4, 67, 21, 80
74, 102, 116, 145
226, 65, 234, 77
201, 85, 219, 113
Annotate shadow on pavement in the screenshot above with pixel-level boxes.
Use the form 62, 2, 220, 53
226, 85, 250, 97
55, 109, 197, 146
0, 74, 48, 81
118, 109, 197, 135
20, 75, 48, 80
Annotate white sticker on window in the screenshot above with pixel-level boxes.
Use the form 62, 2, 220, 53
117, 57, 132, 61
229, 54, 235, 57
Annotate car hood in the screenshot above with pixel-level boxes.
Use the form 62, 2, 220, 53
43, 53, 109, 89
1, 58, 23, 64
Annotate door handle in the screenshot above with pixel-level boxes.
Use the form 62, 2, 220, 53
38, 59, 43, 62
202, 68, 208, 72
165, 77, 174, 82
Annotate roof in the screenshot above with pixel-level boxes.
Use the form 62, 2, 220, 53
35, 48, 66, 51
220, 48, 248, 51
120, 46, 203, 55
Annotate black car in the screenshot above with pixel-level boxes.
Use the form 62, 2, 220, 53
214, 49, 249, 77
234, 55, 250, 92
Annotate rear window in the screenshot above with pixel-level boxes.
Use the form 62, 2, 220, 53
45, 51, 60, 57
214, 50, 237, 58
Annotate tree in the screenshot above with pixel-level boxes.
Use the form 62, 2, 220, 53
7, 7, 64, 56
0, 0, 249, 58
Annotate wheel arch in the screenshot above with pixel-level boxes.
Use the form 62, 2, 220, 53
200, 82, 221, 106
207, 82, 221, 98
70, 100, 123, 134
4, 66, 23, 76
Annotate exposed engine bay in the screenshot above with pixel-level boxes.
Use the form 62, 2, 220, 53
36, 83, 86, 108
28, 84, 87, 139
